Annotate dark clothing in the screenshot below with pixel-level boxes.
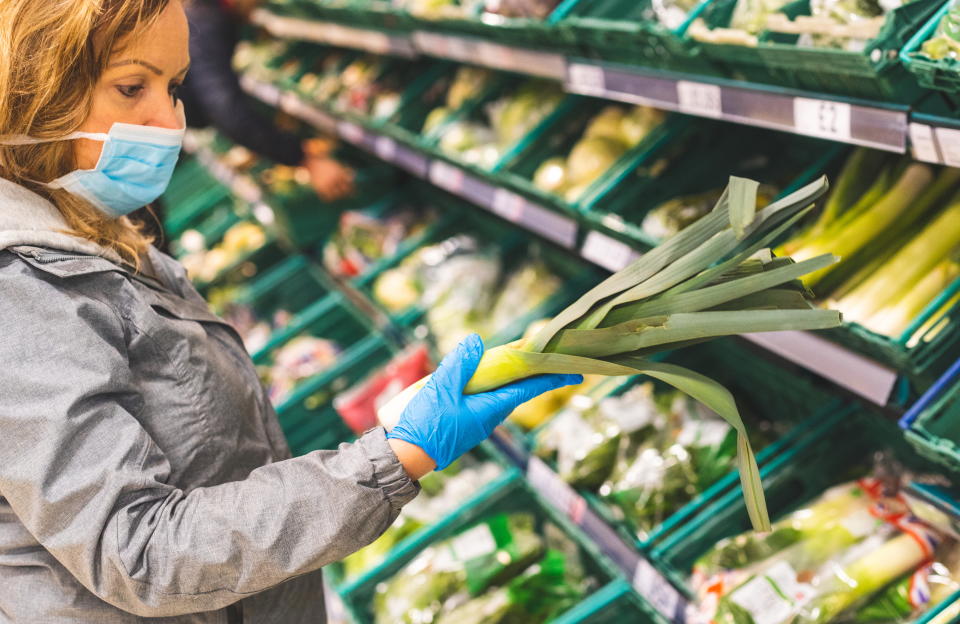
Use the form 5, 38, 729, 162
181, 0, 304, 166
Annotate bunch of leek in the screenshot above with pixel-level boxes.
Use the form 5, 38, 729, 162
380, 176, 844, 531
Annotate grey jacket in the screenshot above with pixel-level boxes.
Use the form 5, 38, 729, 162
0, 177, 419, 622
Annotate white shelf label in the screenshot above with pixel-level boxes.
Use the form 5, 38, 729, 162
677, 81, 722, 118
743, 331, 897, 405
568, 63, 606, 94
374, 135, 397, 162
337, 121, 366, 145
909, 123, 940, 164
935, 127, 960, 168
582, 230, 635, 272
793, 98, 851, 141
446, 36, 474, 60
633, 558, 681, 617
527, 457, 580, 521
428, 160, 465, 194
491, 188, 525, 223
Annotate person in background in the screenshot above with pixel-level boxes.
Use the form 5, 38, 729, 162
179, 0, 355, 201
0, 1, 581, 622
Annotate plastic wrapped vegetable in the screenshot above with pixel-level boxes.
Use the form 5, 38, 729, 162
487, 260, 562, 335
691, 475, 955, 624
342, 458, 503, 578
323, 209, 430, 278
373, 513, 545, 624
260, 335, 341, 404
642, 185, 778, 240
922, 0, 960, 60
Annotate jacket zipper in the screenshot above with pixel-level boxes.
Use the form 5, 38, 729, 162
30, 251, 89, 264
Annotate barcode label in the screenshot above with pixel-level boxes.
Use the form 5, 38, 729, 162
581, 230, 634, 272
491, 189, 525, 222
934, 127, 960, 168
793, 98, 851, 141
677, 81, 722, 118
429, 160, 465, 193
909, 123, 940, 164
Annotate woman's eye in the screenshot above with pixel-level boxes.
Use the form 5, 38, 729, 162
169, 82, 181, 102
116, 84, 144, 98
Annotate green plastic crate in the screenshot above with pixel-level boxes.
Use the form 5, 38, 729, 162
650, 405, 951, 599
526, 338, 847, 564
338, 473, 660, 624
578, 124, 844, 249
902, 1, 960, 94
495, 98, 683, 219
694, 0, 941, 101
194, 232, 289, 295
220, 254, 333, 322
406, 0, 578, 50
254, 292, 395, 455
267, 0, 415, 31
381, 62, 477, 145
415, 73, 575, 176
326, 441, 519, 594
163, 158, 233, 238
559, 0, 721, 74
904, 358, 960, 474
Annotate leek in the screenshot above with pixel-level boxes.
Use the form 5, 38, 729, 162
836, 197, 960, 324
379, 176, 843, 532
791, 163, 933, 285
860, 258, 960, 337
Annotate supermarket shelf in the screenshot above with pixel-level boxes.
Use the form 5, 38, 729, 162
242, 74, 903, 407
249, 8, 913, 154
564, 60, 909, 153
251, 8, 416, 57
491, 429, 688, 623
240, 75, 580, 249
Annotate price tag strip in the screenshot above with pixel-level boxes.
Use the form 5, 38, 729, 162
743, 331, 898, 405
581, 230, 638, 272
252, 10, 415, 57
565, 59, 907, 153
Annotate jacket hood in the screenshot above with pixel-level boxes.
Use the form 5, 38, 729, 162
0, 176, 121, 263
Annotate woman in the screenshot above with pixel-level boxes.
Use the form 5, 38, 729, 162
0, 1, 579, 622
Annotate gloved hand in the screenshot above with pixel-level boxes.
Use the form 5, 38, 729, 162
387, 334, 582, 470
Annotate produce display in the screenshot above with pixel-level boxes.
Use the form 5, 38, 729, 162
535, 381, 778, 539
920, 0, 960, 60
180, 221, 268, 284
371, 511, 594, 624
259, 335, 342, 404
782, 149, 960, 340
531, 105, 665, 202
434, 80, 564, 169
689, 0, 903, 49
482, 0, 563, 20
372, 234, 563, 353
689, 472, 960, 624
341, 455, 503, 579
323, 207, 433, 278
421, 66, 496, 137
642, 184, 779, 240
207, 289, 293, 353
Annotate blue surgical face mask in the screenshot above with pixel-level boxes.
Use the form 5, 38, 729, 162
0, 104, 186, 218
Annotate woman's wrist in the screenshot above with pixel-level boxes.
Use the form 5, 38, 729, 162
387, 438, 436, 481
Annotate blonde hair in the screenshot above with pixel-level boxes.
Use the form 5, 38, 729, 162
0, 0, 175, 268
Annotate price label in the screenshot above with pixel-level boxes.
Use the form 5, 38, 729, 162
429, 160, 465, 193
527, 457, 577, 517
477, 42, 514, 71
793, 98, 851, 141
677, 81, 722, 118
374, 135, 397, 162
909, 123, 940, 164
567, 63, 606, 94
633, 559, 682, 619
491, 188, 525, 223
413, 31, 448, 57
581, 230, 635, 272
337, 121, 366, 145
935, 127, 960, 168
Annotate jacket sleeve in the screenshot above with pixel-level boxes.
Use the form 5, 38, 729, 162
0, 269, 418, 617
182, 1, 305, 166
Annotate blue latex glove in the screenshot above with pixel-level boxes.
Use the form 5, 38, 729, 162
387, 334, 582, 470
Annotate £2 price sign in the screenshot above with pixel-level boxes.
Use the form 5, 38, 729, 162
793, 98, 851, 141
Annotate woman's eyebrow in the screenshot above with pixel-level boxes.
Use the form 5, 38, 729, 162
107, 59, 164, 75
